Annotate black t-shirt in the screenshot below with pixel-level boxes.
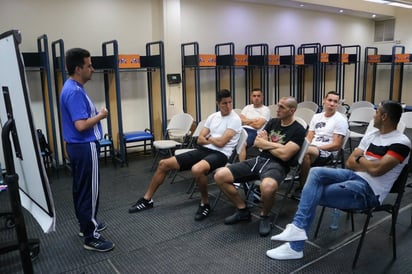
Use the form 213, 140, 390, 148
259, 118, 306, 167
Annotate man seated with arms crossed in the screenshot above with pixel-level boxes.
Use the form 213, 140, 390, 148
239, 88, 271, 161
128, 89, 242, 221
214, 96, 306, 237
267, 100, 410, 260
296, 91, 348, 197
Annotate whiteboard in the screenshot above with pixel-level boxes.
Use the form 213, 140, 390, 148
0, 30, 55, 233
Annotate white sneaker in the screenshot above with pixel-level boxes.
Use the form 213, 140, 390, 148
270, 223, 308, 241
266, 242, 303, 260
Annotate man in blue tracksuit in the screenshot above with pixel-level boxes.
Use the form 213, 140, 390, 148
60, 48, 114, 252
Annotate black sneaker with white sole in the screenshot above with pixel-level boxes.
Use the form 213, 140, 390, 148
84, 236, 114, 252
194, 204, 211, 221
128, 197, 154, 213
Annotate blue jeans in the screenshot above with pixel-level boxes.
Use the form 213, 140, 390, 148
289, 167, 379, 251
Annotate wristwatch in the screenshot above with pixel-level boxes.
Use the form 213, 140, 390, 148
355, 155, 364, 163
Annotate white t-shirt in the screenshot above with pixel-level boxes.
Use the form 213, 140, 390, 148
309, 112, 348, 157
203, 110, 242, 158
240, 104, 271, 131
356, 129, 411, 203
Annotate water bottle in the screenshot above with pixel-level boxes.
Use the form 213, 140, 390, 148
329, 208, 340, 230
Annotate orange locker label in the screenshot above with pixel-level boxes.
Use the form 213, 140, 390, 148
198, 54, 216, 66
268, 54, 280, 65
234, 54, 248, 66
394, 53, 410, 63
118, 54, 141, 68
320, 53, 329, 63
341, 53, 349, 63
295, 54, 304, 65
368, 55, 381, 63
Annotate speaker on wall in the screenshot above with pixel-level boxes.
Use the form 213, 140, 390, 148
167, 73, 181, 84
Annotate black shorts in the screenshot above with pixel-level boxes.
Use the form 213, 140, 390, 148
175, 146, 228, 173
312, 151, 333, 167
227, 156, 287, 183
243, 127, 257, 148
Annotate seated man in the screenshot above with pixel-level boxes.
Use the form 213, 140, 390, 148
239, 88, 271, 161
128, 89, 242, 221
214, 96, 306, 237
267, 100, 411, 260
297, 91, 348, 194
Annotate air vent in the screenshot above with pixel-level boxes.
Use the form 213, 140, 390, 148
374, 19, 395, 42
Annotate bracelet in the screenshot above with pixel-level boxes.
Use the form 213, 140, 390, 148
355, 155, 364, 163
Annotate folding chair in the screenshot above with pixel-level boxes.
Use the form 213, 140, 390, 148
294, 108, 316, 127
348, 106, 375, 126
329, 129, 350, 168
268, 104, 278, 119
348, 100, 375, 114
294, 116, 308, 131
233, 109, 242, 116
348, 107, 376, 150
337, 104, 348, 115
151, 113, 194, 171
99, 133, 115, 165
297, 101, 319, 113
123, 129, 154, 165
169, 120, 206, 186
314, 162, 410, 269
400, 111, 412, 129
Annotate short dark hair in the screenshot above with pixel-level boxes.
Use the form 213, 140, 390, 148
380, 100, 403, 124
325, 91, 340, 98
216, 89, 232, 102
65, 48, 91, 76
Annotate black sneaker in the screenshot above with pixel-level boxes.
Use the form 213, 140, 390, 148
194, 204, 211, 221
84, 236, 114, 252
128, 197, 154, 213
224, 208, 251, 225
78, 222, 107, 237
259, 215, 272, 237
